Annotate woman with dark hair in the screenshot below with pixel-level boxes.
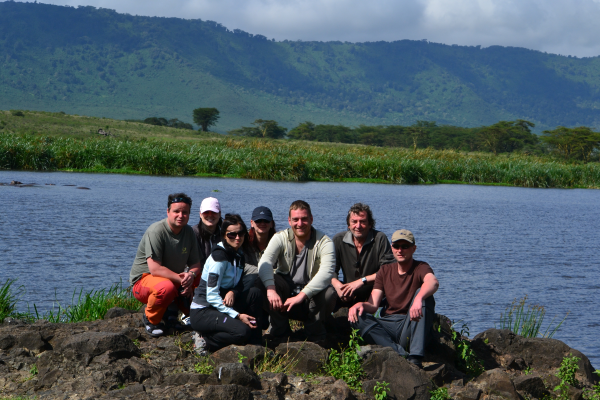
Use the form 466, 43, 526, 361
190, 214, 263, 352
242, 206, 277, 289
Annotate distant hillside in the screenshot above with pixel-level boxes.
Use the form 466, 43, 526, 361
1, 1, 600, 132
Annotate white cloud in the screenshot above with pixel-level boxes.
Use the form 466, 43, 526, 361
30, 0, 600, 57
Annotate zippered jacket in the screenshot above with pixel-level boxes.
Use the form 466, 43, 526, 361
192, 242, 245, 318
257, 227, 335, 299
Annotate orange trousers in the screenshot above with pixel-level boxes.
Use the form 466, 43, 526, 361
132, 273, 200, 325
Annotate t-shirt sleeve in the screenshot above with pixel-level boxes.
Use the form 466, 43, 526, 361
187, 231, 201, 266
143, 230, 164, 263
416, 263, 434, 284
373, 266, 385, 291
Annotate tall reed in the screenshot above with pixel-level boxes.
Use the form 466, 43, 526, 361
0, 279, 20, 323
498, 295, 568, 338
2, 133, 599, 188
37, 283, 141, 323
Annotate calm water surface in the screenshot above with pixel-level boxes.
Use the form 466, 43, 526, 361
1, 171, 598, 366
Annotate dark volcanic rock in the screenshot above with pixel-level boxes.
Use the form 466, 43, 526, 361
206, 362, 261, 389
60, 331, 141, 360
210, 344, 269, 368
104, 307, 136, 320
197, 384, 253, 400
275, 341, 329, 374
472, 329, 598, 386
362, 346, 433, 400
471, 368, 519, 400
513, 373, 549, 398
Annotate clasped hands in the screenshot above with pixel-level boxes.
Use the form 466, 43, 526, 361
267, 286, 306, 312
178, 271, 196, 297
335, 279, 364, 302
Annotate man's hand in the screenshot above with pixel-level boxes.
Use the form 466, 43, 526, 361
409, 298, 424, 321
223, 291, 235, 307
237, 313, 257, 328
283, 292, 307, 312
180, 271, 193, 288
340, 279, 363, 299
267, 286, 283, 311
348, 302, 365, 323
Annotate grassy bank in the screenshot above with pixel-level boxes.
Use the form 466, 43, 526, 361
1, 111, 599, 188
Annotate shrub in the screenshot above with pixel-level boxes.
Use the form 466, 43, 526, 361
324, 328, 364, 391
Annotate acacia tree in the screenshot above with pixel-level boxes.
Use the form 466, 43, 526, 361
192, 108, 220, 132
542, 126, 600, 162
477, 120, 537, 155
227, 119, 287, 138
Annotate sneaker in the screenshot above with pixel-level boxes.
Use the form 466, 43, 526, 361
180, 315, 191, 326
407, 355, 423, 369
192, 332, 207, 356
142, 313, 164, 338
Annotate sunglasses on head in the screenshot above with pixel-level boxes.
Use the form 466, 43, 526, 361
168, 197, 191, 206
392, 242, 413, 250
226, 231, 245, 239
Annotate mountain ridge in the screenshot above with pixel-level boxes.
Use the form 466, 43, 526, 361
1, 1, 600, 132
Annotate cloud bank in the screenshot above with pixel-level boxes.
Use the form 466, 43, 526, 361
27, 0, 600, 57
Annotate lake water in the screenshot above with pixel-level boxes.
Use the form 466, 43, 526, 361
1, 170, 598, 367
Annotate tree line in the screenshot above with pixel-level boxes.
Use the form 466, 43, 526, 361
145, 108, 600, 162
225, 118, 600, 162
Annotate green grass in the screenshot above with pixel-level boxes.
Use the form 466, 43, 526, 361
1, 278, 140, 324
498, 295, 568, 338
2, 111, 600, 188
38, 283, 141, 323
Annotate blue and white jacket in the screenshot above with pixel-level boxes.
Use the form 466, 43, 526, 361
191, 242, 245, 318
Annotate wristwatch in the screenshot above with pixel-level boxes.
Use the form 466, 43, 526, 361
361, 277, 367, 284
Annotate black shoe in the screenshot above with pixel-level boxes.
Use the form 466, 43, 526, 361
407, 356, 423, 368
142, 313, 165, 338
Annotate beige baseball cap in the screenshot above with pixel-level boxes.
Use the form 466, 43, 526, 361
391, 229, 415, 244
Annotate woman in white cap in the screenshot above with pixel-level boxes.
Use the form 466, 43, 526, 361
192, 197, 222, 273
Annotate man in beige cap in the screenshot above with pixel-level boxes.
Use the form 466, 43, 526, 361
348, 229, 439, 368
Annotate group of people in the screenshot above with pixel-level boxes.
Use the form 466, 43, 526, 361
129, 193, 439, 368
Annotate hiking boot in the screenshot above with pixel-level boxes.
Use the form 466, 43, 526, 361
407, 355, 423, 369
192, 332, 208, 356
142, 313, 165, 338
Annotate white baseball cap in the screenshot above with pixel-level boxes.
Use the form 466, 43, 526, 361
200, 197, 221, 214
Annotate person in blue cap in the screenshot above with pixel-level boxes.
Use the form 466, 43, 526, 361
242, 206, 277, 290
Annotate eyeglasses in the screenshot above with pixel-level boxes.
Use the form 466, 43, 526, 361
392, 243, 413, 250
168, 197, 191, 206
226, 231, 245, 239
254, 219, 270, 224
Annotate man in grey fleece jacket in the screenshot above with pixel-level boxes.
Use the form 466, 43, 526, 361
256, 200, 336, 341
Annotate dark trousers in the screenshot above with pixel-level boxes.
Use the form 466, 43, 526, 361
256, 273, 336, 339
190, 286, 263, 351
351, 289, 435, 357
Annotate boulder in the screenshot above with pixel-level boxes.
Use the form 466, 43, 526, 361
0, 334, 16, 350
513, 374, 549, 399
451, 386, 482, 400
206, 362, 261, 389
17, 331, 49, 353
210, 344, 270, 368
472, 329, 598, 387
275, 341, 329, 374
60, 331, 141, 360
104, 307, 136, 320
362, 346, 433, 400
471, 368, 519, 400
196, 384, 253, 400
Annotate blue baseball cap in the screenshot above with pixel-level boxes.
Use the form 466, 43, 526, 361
251, 206, 273, 222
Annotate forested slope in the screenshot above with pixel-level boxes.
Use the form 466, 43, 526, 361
1, 1, 600, 132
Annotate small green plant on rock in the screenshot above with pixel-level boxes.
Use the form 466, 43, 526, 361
194, 356, 215, 375
324, 328, 364, 391
29, 364, 38, 376
374, 381, 391, 400
430, 387, 452, 400
451, 321, 484, 376
554, 354, 580, 400
237, 352, 247, 363
583, 370, 600, 400
524, 366, 533, 375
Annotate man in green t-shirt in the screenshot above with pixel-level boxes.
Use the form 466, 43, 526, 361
130, 193, 202, 337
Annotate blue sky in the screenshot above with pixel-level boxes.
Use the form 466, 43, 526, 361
25, 0, 600, 57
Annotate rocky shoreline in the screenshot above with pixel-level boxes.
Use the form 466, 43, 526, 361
0, 307, 597, 400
